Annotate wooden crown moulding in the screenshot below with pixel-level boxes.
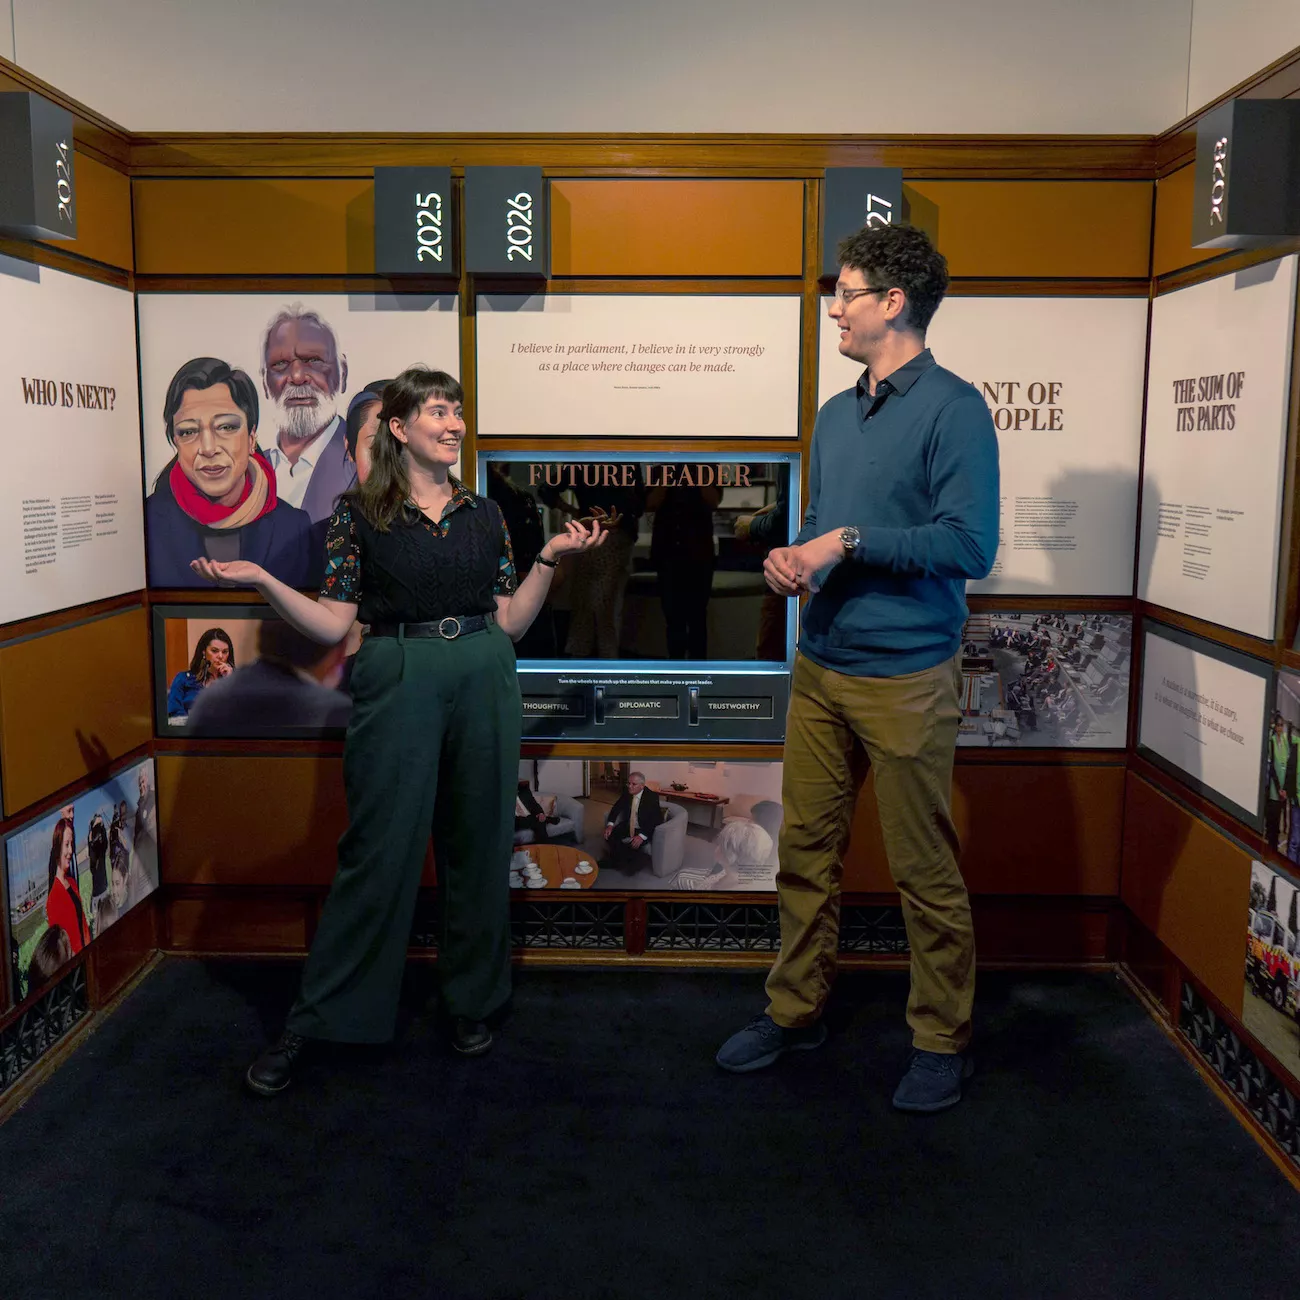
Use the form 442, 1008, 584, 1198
0, 55, 131, 171
127, 276, 1154, 297
1154, 42, 1300, 176
124, 134, 1158, 179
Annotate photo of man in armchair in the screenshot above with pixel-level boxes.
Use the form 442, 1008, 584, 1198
602, 771, 666, 871
506, 760, 783, 891
513, 781, 583, 847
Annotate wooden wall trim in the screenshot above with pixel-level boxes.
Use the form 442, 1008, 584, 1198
0, 237, 131, 290
1120, 770, 1255, 1015
1155, 239, 1300, 296
129, 275, 1154, 296
155, 887, 1114, 965
1136, 603, 1276, 662
1154, 43, 1300, 176
125, 134, 1157, 179
1127, 756, 1270, 862
0, 592, 143, 644
0, 55, 132, 171
0, 741, 152, 838
0, 608, 153, 817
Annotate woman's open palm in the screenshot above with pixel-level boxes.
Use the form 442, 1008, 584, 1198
547, 520, 607, 558
189, 558, 265, 587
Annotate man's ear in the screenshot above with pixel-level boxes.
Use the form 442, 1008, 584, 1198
338, 354, 348, 396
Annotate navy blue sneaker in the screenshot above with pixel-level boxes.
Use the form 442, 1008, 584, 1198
715, 1014, 828, 1073
892, 1048, 974, 1112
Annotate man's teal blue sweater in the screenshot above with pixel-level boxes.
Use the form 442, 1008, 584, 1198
796, 349, 1000, 677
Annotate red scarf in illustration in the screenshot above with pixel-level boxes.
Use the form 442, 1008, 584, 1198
169, 451, 279, 529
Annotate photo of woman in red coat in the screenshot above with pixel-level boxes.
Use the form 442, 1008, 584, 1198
44, 817, 89, 955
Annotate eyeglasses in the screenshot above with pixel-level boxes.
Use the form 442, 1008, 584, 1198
172, 421, 248, 445
831, 285, 892, 307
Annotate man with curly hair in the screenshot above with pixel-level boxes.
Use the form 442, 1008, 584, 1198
716, 224, 1000, 1112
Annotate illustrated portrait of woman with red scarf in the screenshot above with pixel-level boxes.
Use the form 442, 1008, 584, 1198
44, 816, 89, 956
144, 357, 316, 588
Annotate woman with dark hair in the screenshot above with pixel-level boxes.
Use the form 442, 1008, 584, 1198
145, 357, 315, 588
344, 379, 394, 487
166, 626, 236, 718
189, 365, 606, 1092
44, 817, 89, 955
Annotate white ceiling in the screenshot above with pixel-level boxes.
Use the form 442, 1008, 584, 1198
7, 1, 1297, 136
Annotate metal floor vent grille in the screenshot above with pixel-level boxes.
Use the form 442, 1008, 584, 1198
0, 964, 89, 1095
646, 902, 781, 951
839, 906, 910, 954
510, 900, 625, 949
1180, 981, 1299, 1165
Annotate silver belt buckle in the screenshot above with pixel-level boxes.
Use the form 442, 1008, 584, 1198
437, 616, 462, 640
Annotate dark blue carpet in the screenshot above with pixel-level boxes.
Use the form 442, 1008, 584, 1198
0, 960, 1295, 1299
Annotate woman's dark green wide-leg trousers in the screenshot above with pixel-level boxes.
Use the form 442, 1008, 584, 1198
287, 623, 521, 1042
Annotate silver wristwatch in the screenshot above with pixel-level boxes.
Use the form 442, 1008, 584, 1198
839, 525, 861, 556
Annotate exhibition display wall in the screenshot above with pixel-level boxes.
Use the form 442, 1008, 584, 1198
0, 78, 155, 1053
817, 296, 1149, 597
0, 260, 144, 621
1, 46, 1300, 1158
121, 144, 1151, 970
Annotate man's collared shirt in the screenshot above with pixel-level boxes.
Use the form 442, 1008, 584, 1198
267, 414, 340, 508
856, 349, 936, 422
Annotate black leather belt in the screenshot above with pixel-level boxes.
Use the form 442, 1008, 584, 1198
368, 614, 492, 641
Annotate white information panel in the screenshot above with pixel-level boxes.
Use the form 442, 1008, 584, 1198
0, 259, 145, 622
1138, 624, 1269, 824
138, 293, 460, 490
476, 294, 801, 437
1138, 255, 1298, 638
817, 295, 1148, 596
